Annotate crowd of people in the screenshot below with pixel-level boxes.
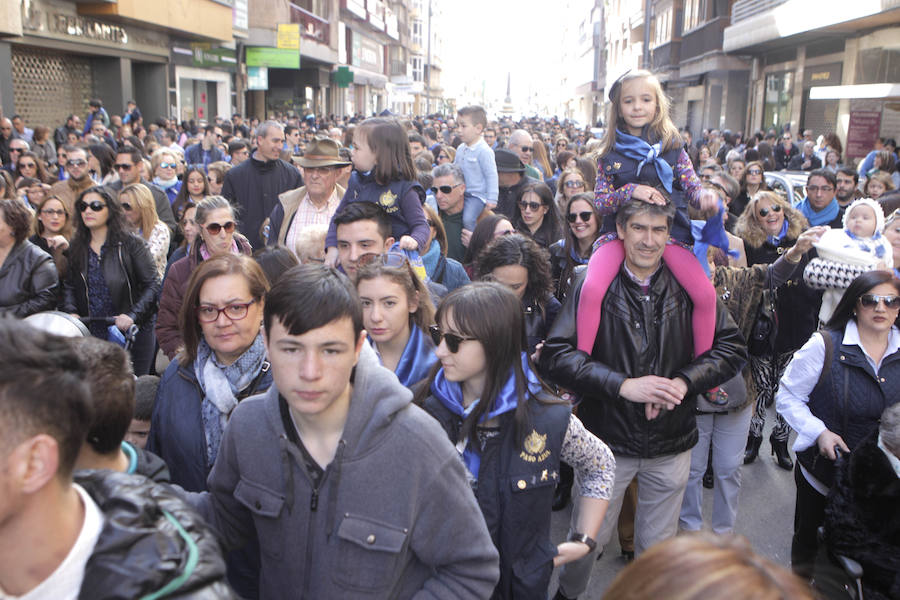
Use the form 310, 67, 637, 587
0, 70, 899, 600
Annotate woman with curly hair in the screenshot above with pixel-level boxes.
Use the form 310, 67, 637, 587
476, 232, 560, 355
734, 191, 826, 468
15, 151, 56, 185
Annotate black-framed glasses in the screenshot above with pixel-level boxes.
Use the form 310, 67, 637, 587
858, 294, 900, 309
431, 183, 461, 195
758, 205, 782, 217
9, 148, 23, 154
205, 221, 236, 235
565, 180, 585, 188
196, 299, 258, 323
428, 325, 477, 353
519, 146, 533, 153
567, 211, 593, 223
519, 200, 542, 212
76, 200, 106, 212
807, 185, 834, 193
114, 163, 134, 171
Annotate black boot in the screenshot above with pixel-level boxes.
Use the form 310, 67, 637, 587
743, 434, 762, 464
552, 462, 574, 511
770, 433, 793, 470
702, 446, 714, 489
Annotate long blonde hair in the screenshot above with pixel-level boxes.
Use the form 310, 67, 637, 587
119, 183, 159, 241
598, 70, 682, 157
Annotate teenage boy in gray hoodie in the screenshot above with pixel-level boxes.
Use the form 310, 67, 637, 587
193, 264, 500, 599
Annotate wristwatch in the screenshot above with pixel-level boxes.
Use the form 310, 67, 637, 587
568, 532, 597, 552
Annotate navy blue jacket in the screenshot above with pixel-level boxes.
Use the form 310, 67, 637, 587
147, 358, 273, 492
185, 143, 226, 171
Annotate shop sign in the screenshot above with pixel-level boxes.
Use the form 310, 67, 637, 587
846, 108, 881, 160
350, 32, 383, 73
233, 0, 249, 33
248, 67, 269, 90
23, 7, 128, 44
191, 44, 237, 70
246, 47, 300, 69
803, 63, 842, 88
277, 24, 300, 50
334, 66, 354, 88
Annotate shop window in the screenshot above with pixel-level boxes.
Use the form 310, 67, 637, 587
763, 71, 793, 131
857, 48, 900, 84
683, 0, 707, 31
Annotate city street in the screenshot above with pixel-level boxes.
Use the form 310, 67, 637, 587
550, 422, 797, 597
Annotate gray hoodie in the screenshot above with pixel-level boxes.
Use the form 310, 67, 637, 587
197, 344, 500, 599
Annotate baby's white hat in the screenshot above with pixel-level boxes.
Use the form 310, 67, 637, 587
843, 197, 885, 234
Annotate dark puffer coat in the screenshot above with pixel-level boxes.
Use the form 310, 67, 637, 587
76, 470, 234, 599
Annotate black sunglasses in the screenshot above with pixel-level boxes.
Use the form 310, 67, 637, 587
518, 200, 543, 212
430, 184, 460, 195
519, 146, 533, 153
567, 211, 593, 223
205, 221, 236, 235
114, 163, 134, 171
758, 205, 782, 217
747, 168, 762, 175
859, 294, 900, 309
428, 325, 477, 353
76, 200, 106, 212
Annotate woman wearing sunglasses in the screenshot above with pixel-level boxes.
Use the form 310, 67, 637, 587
734, 191, 826, 469
157, 195, 252, 361
732, 160, 768, 221
775, 270, 900, 579
15, 151, 56, 186
119, 183, 170, 279
417, 282, 614, 599
513, 182, 562, 249
150, 148, 182, 205
550, 192, 601, 300
356, 253, 438, 388
62, 186, 160, 375
553, 168, 587, 216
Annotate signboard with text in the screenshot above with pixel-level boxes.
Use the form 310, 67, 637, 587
846, 103, 882, 161
248, 66, 269, 90
277, 24, 300, 50
246, 47, 299, 69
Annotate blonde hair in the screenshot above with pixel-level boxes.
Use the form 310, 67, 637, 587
866, 170, 895, 195
118, 183, 159, 240
733, 190, 807, 249
294, 223, 327, 263
599, 70, 681, 157
604, 532, 814, 600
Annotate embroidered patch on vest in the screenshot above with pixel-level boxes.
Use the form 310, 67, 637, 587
379, 190, 399, 213
520, 430, 551, 463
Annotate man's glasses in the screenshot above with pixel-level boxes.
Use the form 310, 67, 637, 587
77, 200, 106, 212
158, 162, 177, 169
858, 294, 900, 309
519, 146, 533, 153
67, 159, 87, 167
518, 200, 542, 212
9, 148, 24, 154
567, 211, 593, 223
114, 163, 133, 171
807, 185, 834, 193
431, 184, 461, 195
428, 325, 477, 353
196, 299, 257, 323
758, 205, 782, 217
564, 180, 585, 188
205, 221, 236, 235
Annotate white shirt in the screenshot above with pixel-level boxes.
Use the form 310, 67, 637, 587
776, 321, 900, 493
0, 484, 104, 600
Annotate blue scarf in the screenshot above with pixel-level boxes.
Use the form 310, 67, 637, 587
375, 324, 437, 388
691, 200, 739, 277
430, 353, 542, 480
195, 333, 267, 466
614, 129, 674, 193
421, 239, 441, 275
845, 229, 887, 259
766, 220, 789, 246
797, 196, 839, 227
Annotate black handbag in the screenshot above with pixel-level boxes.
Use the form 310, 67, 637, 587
748, 280, 778, 357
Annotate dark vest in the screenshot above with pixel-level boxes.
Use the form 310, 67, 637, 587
423, 394, 570, 600
599, 147, 691, 243
343, 170, 425, 241
797, 328, 900, 486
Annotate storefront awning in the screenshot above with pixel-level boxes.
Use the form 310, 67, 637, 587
809, 83, 900, 100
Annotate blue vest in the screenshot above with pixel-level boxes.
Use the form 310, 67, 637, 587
599, 146, 691, 244
423, 394, 570, 599
797, 328, 900, 485
343, 170, 425, 241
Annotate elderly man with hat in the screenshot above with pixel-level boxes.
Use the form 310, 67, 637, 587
495, 148, 535, 219
265, 137, 351, 252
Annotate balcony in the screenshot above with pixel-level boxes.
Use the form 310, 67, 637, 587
681, 16, 728, 61
651, 40, 681, 70
730, 0, 788, 24
290, 3, 330, 46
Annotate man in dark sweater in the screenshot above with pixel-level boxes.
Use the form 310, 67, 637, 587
222, 120, 303, 248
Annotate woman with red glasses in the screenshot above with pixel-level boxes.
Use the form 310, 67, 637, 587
776, 270, 900, 580
62, 186, 160, 375
157, 195, 252, 360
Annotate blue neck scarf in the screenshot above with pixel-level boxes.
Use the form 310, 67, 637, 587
691, 200, 739, 277
614, 129, 674, 193
430, 353, 542, 479
376, 324, 437, 388
797, 197, 839, 227
766, 219, 789, 246
845, 229, 887, 259
421, 239, 441, 275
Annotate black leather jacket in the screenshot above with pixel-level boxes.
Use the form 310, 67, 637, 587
63, 234, 160, 325
524, 292, 560, 355
0, 240, 59, 317
540, 266, 747, 458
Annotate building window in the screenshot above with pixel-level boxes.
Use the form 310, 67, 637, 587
683, 0, 707, 31
412, 55, 423, 82
412, 19, 423, 46
763, 71, 793, 131
654, 6, 672, 47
